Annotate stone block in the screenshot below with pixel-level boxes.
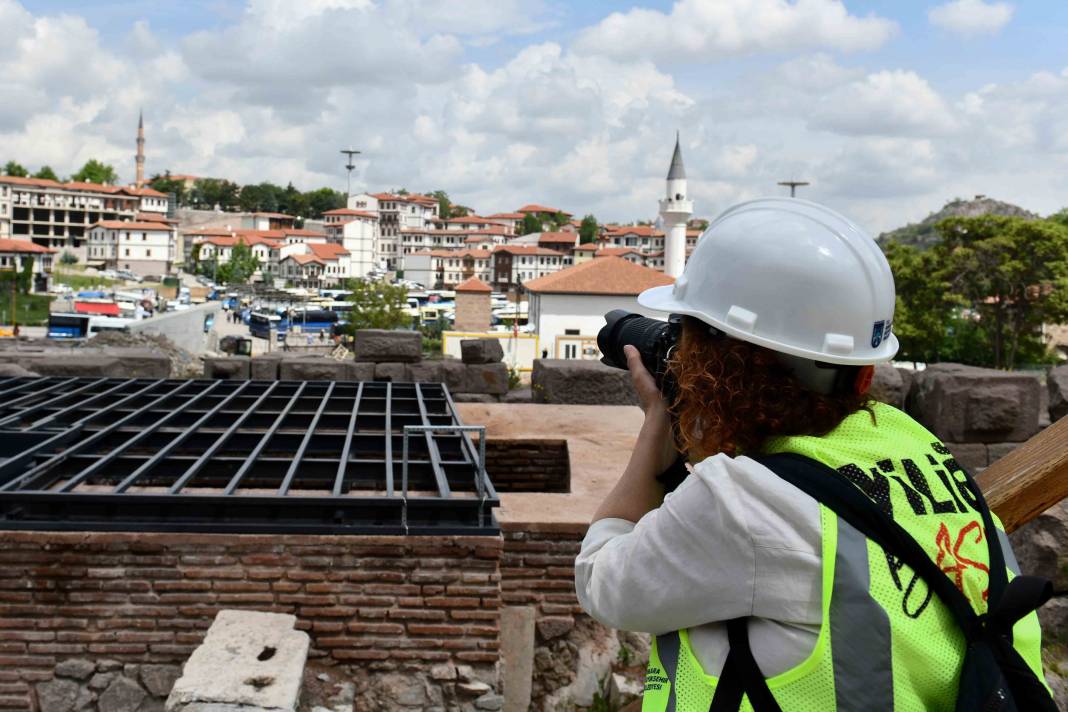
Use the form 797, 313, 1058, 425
0, 349, 170, 379
36, 678, 79, 712
500, 607, 535, 712
55, 658, 96, 681
1050, 365, 1068, 423
907, 363, 1039, 443
100, 676, 146, 712
407, 360, 444, 383
278, 358, 347, 381
869, 363, 906, 409
531, 359, 638, 406
202, 357, 250, 380
1009, 499, 1068, 591
349, 361, 375, 381
535, 616, 574, 641
140, 665, 181, 697
502, 387, 532, 403
374, 362, 407, 382
166, 610, 309, 712
944, 442, 987, 473
440, 359, 468, 393
461, 339, 504, 364
462, 363, 509, 395
249, 355, 282, 381
353, 329, 422, 363
453, 393, 499, 403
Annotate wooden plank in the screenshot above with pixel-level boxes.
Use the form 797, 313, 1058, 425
976, 415, 1068, 533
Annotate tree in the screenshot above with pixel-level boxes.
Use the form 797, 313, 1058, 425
215, 240, 260, 284
344, 278, 411, 331
71, 159, 118, 185
3, 161, 28, 177
193, 178, 240, 210
551, 211, 570, 229
148, 172, 187, 206
518, 213, 542, 235
303, 187, 346, 218
430, 190, 451, 222
449, 204, 472, 218
59, 251, 78, 266
883, 215, 1068, 369
579, 214, 599, 244
33, 166, 58, 181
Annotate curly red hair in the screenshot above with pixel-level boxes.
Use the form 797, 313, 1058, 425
666, 317, 871, 460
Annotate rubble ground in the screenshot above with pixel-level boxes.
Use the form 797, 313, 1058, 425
81, 331, 202, 378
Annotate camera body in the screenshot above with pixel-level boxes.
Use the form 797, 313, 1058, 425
597, 309, 682, 396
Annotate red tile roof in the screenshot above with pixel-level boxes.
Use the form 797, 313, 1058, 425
604, 225, 663, 237
126, 186, 168, 197
251, 212, 295, 219
493, 245, 561, 256
307, 242, 349, 260
537, 232, 577, 245
596, 247, 645, 257
284, 254, 324, 265
91, 221, 175, 231
517, 204, 572, 216
455, 277, 493, 293
283, 228, 328, 237
524, 256, 673, 296
323, 208, 378, 219
0, 238, 55, 254
484, 212, 525, 220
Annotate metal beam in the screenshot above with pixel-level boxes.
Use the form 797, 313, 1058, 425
333, 382, 364, 496
278, 382, 335, 495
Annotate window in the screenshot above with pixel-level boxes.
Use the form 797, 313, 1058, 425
146, 249, 151, 257
125, 248, 130, 256
564, 329, 580, 336
564, 344, 577, 359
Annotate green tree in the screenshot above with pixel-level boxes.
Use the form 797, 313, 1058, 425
449, 204, 472, 218
303, 187, 346, 218
214, 240, 260, 284
579, 214, 599, 244
3, 161, 28, 177
59, 251, 78, 266
344, 278, 411, 331
551, 211, 570, 229
71, 159, 118, 185
518, 213, 542, 235
33, 166, 58, 181
884, 215, 1068, 369
148, 172, 187, 206
193, 178, 240, 210
18, 256, 32, 293
430, 190, 451, 222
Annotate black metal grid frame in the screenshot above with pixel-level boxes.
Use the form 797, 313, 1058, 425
0, 377, 499, 535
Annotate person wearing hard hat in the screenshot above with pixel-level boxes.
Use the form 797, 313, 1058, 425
575, 198, 1053, 711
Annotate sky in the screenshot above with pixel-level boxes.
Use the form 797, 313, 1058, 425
3, 0, 1068, 233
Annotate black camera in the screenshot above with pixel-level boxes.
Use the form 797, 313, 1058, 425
597, 309, 682, 391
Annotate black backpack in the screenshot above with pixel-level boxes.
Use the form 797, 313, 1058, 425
705, 452, 1057, 712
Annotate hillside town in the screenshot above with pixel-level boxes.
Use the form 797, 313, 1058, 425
3, 2, 1068, 712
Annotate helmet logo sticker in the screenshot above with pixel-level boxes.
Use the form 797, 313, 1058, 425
883, 320, 893, 341
871, 320, 885, 348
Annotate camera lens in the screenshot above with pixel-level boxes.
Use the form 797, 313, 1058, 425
598, 309, 673, 375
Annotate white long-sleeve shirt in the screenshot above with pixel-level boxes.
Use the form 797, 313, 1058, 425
574, 453, 824, 677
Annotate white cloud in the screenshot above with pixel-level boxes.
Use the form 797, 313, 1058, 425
810, 70, 958, 137
573, 0, 897, 62
928, 0, 1014, 37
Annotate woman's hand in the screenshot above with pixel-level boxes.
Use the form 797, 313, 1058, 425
624, 345, 679, 475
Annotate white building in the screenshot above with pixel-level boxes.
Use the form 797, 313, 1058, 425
0, 238, 55, 292
524, 256, 674, 359
490, 245, 572, 292
87, 220, 176, 277
405, 248, 492, 289
279, 242, 351, 288
348, 192, 438, 270
0, 177, 170, 260
324, 210, 378, 278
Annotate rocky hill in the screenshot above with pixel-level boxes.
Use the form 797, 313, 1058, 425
877, 196, 1039, 249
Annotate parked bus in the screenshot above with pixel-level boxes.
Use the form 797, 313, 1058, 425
288, 308, 342, 335
248, 310, 285, 341
47, 314, 132, 339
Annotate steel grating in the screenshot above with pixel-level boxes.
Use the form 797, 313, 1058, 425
0, 377, 499, 535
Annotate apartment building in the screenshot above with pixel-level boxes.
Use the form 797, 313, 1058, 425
86, 221, 175, 277
347, 192, 438, 270
405, 248, 492, 290
0, 177, 169, 260
323, 209, 377, 278
279, 242, 351, 288
491, 245, 571, 292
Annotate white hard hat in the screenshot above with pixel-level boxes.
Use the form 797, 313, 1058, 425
638, 197, 898, 365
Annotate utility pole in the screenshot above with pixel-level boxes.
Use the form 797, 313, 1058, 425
340, 148, 362, 199
777, 180, 810, 198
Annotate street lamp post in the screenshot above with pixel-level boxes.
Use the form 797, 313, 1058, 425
340, 148, 362, 199
777, 180, 810, 198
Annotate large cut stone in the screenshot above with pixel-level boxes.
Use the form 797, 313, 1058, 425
250, 354, 282, 380
35, 678, 79, 712
1009, 499, 1068, 591
140, 665, 181, 697
353, 329, 422, 363
1050, 365, 1068, 423
461, 339, 504, 364
440, 359, 468, 392
0, 362, 39, 377
374, 362, 407, 382
406, 360, 443, 383
165, 610, 309, 712
278, 358, 370, 382
462, 363, 509, 395
0, 348, 170, 379
906, 363, 1040, 443
869, 364, 906, 409
203, 356, 250, 380
532, 359, 638, 406
99, 676, 146, 712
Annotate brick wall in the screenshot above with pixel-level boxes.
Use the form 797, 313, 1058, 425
500, 524, 585, 641
485, 439, 571, 493
0, 532, 501, 711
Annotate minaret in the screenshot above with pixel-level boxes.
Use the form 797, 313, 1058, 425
658, 132, 693, 278
135, 110, 145, 189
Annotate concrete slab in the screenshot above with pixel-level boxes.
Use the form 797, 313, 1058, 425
166, 610, 309, 712
456, 403, 644, 530
500, 606, 535, 712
